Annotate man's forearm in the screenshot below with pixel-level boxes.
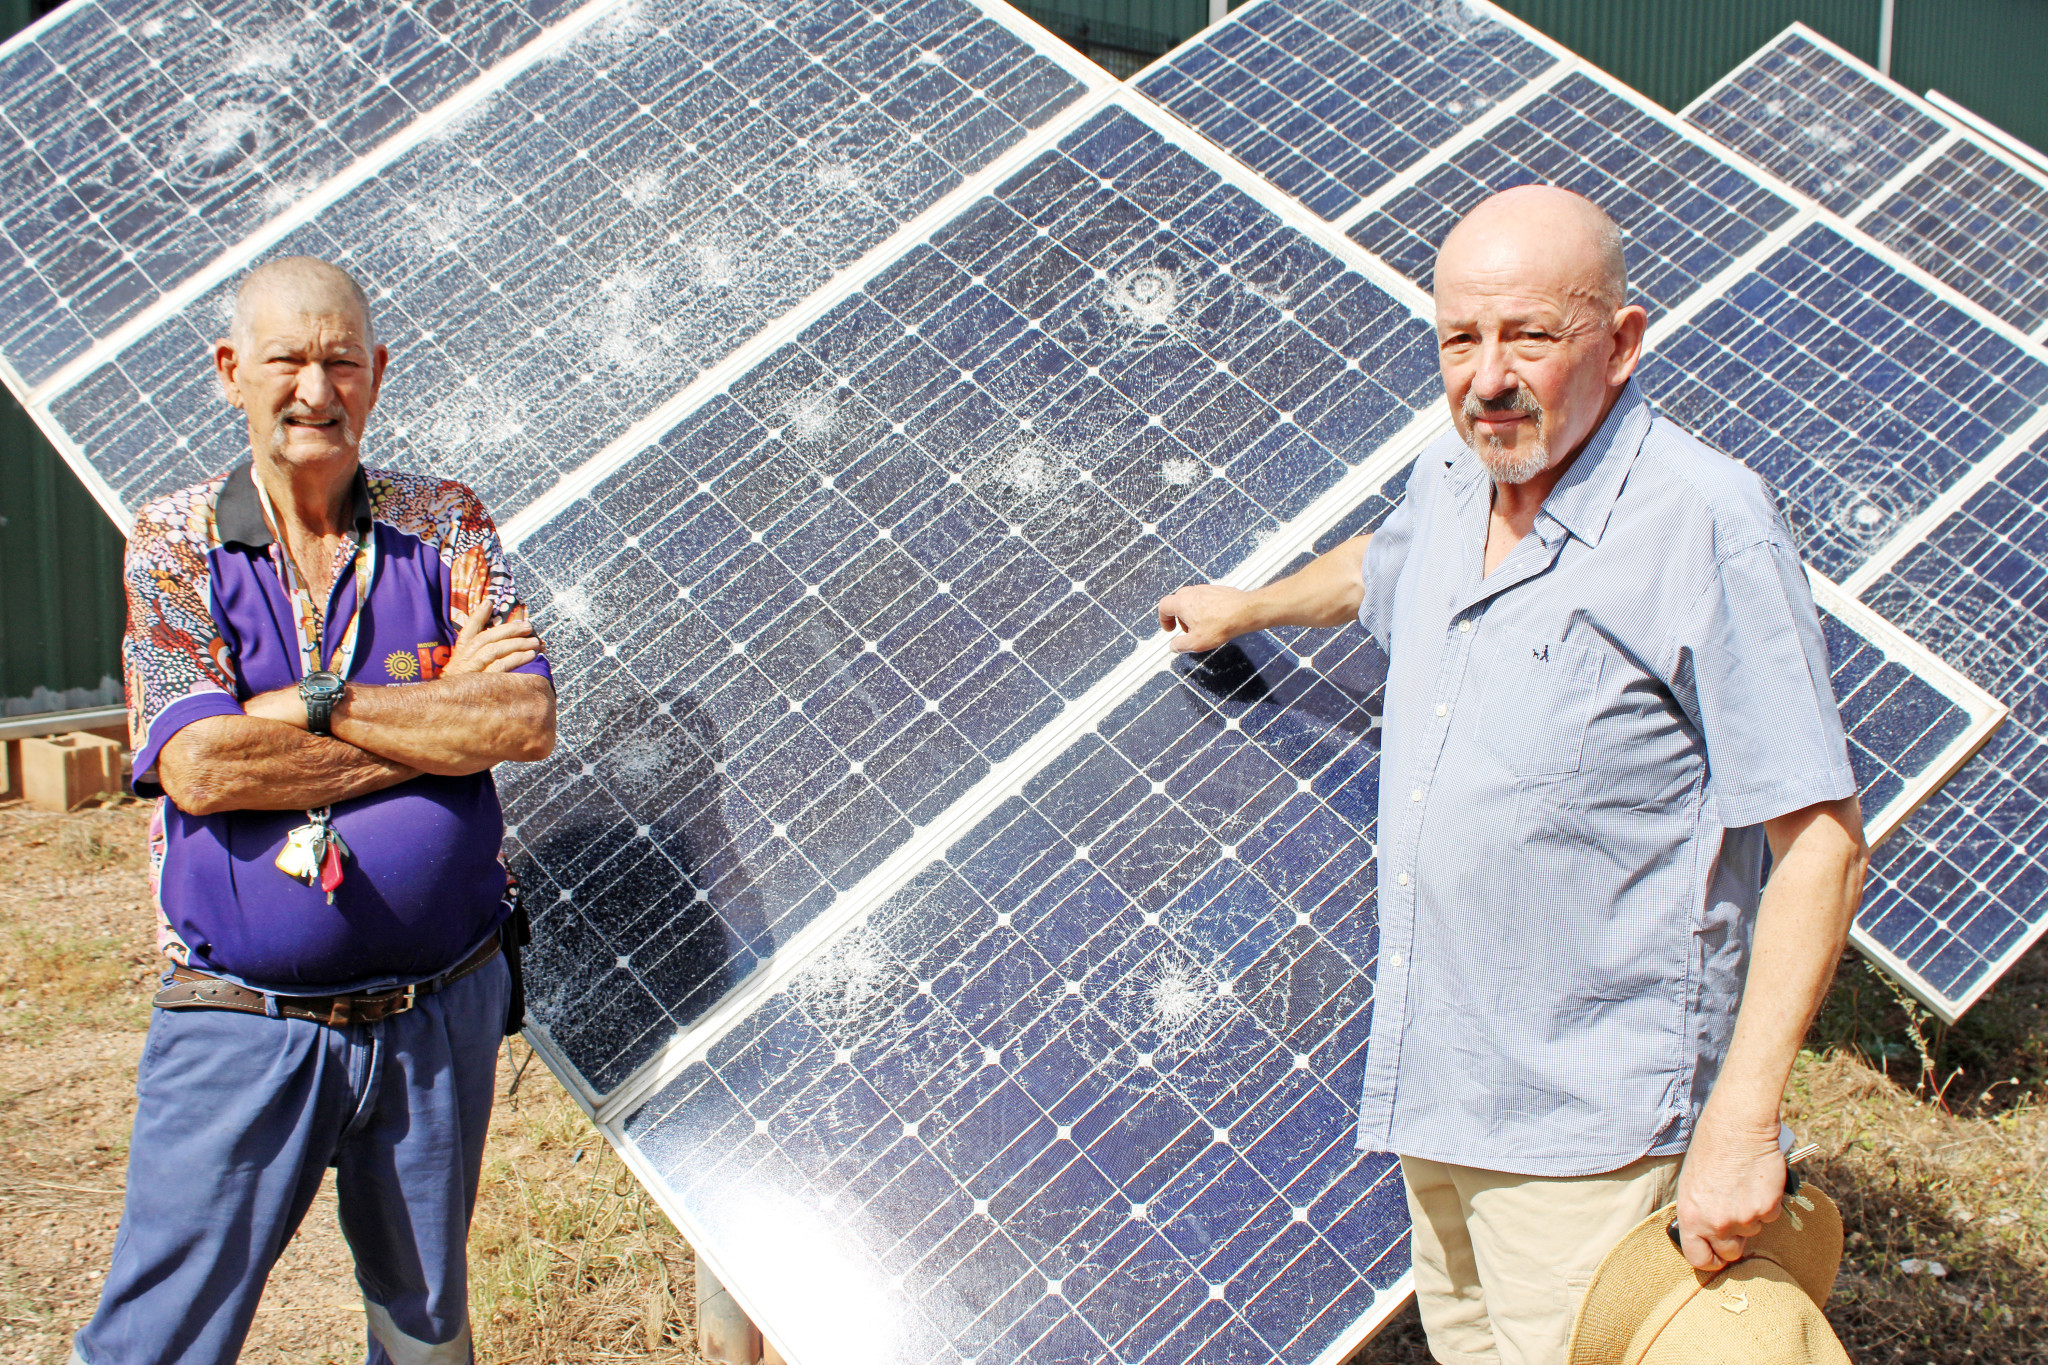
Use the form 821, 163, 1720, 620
1706, 796, 1868, 1131
328, 672, 555, 775
159, 715, 419, 816
1248, 535, 1373, 631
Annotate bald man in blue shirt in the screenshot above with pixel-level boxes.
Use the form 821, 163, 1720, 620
1159, 187, 1868, 1365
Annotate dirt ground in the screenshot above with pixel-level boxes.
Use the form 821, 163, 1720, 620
0, 798, 2042, 1363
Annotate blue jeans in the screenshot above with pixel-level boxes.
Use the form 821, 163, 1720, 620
73, 955, 508, 1365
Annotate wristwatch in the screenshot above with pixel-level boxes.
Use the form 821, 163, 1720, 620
299, 670, 345, 737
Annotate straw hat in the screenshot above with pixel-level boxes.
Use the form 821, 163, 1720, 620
1568, 1186, 1849, 1364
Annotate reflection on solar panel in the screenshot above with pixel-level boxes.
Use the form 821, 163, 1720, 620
1348, 71, 1797, 315
7, 0, 2047, 1357
1682, 26, 1946, 218
1135, 0, 1554, 220
1858, 140, 2048, 339
1639, 223, 2048, 581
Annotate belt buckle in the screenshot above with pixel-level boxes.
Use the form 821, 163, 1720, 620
391, 983, 417, 1016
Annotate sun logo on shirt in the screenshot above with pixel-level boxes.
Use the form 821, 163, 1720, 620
385, 650, 421, 681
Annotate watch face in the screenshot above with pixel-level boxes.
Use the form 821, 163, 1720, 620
303, 671, 344, 698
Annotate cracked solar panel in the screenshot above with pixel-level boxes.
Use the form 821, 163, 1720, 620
1135, 0, 1555, 220
15, 0, 1090, 519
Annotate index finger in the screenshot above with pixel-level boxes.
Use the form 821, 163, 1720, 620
1158, 592, 1184, 634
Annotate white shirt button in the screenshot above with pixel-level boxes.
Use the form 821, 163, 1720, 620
1410, 789, 1422, 802
1435, 703, 1448, 717
1387, 952, 1404, 968
1396, 872, 1410, 886
1458, 619, 1471, 633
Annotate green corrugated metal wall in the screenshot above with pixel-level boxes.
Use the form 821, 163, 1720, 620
1892, 0, 2048, 155
1, 0, 127, 715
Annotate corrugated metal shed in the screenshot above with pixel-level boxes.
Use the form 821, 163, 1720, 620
1891, 0, 2048, 155
0, 0, 126, 716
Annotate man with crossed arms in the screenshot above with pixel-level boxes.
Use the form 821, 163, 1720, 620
1159, 187, 1868, 1363
77, 257, 554, 1365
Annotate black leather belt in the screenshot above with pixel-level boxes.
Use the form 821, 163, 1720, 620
153, 936, 502, 1028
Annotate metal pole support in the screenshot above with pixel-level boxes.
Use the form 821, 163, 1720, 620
696, 1258, 789, 1363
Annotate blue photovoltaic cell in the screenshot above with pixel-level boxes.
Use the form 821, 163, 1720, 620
0, 0, 578, 388
1857, 430, 2048, 1010
41, 0, 1086, 520
500, 107, 1440, 1095
1639, 222, 2048, 581
1859, 140, 2048, 338
1136, 0, 1555, 220
1820, 608, 1971, 832
1683, 28, 1945, 218
1347, 72, 1798, 316
623, 629, 1408, 1365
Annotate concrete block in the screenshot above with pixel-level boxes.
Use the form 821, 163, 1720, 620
695, 1258, 762, 1364
21, 732, 125, 811
0, 739, 15, 803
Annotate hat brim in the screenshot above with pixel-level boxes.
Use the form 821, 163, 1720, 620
1568, 1186, 1843, 1365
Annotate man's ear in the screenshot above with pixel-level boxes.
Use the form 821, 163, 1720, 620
214, 338, 245, 409
1606, 304, 1649, 387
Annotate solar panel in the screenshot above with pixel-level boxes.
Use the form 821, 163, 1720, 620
1681, 26, 1947, 219
1347, 71, 1799, 317
7, 0, 1095, 521
6, 0, 2044, 1359
1854, 428, 2048, 1017
1134, 0, 1555, 220
1638, 222, 2048, 582
1683, 23, 2048, 346
1855, 138, 2048, 341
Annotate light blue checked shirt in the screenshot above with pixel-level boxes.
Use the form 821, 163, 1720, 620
1354, 379, 1857, 1176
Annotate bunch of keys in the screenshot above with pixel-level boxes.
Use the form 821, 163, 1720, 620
276, 806, 350, 903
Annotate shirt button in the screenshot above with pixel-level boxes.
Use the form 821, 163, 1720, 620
1458, 619, 1471, 633
1410, 789, 1422, 802
1387, 952, 1404, 968
1396, 872, 1409, 886
1435, 703, 1448, 717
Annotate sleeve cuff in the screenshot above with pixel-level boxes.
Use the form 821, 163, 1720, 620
131, 691, 246, 798
1714, 762, 1859, 830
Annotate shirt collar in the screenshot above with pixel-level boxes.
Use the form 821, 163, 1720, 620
1530, 378, 1653, 550
216, 460, 373, 550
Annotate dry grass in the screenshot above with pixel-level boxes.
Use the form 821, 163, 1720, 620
2, 799, 2044, 1363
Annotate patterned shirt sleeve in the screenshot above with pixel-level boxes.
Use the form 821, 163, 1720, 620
123, 487, 246, 796
446, 482, 552, 685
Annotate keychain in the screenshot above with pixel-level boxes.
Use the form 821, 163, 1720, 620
273, 807, 352, 902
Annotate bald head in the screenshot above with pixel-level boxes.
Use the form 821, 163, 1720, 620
1436, 185, 1626, 318
231, 256, 376, 352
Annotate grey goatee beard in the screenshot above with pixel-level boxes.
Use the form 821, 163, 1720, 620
1461, 386, 1548, 484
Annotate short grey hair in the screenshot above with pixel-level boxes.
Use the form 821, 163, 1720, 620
230, 255, 378, 350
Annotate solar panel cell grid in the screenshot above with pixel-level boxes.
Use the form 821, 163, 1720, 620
1137, 0, 1555, 221
1639, 222, 2048, 581
498, 105, 1440, 1094
623, 630, 1407, 1365
0, 0, 558, 386
1858, 140, 2048, 337
1682, 28, 1946, 218
36, 0, 1087, 520
1348, 72, 1798, 316
1857, 431, 2048, 1012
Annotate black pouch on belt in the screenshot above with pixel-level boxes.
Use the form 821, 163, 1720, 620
499, 879, 532, 1038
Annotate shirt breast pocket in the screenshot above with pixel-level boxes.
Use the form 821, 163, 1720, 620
1474, 626, 1603, 777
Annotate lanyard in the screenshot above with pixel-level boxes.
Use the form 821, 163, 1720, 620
252, 473, 375, 680
251, 473, 376, 903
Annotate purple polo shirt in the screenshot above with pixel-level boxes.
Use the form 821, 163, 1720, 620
123, 461, 552, 991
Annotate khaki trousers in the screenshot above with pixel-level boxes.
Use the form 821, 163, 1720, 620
1400, 1152, 1683, 1365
